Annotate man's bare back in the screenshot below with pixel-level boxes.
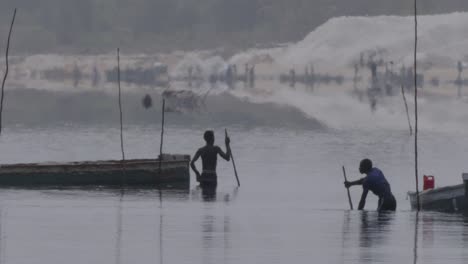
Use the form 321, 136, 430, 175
190, 131, 231, 184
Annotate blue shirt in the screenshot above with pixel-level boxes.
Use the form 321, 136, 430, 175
363, 168, 392, 198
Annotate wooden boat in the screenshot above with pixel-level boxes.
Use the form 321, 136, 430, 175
408, 173, 468, 213
0, 154, 190, 188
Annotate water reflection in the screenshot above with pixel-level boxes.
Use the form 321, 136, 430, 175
223, 214, 231, 264
360, 211, 394, 245
342, 211, 395, 263
0, 207, 3, 264
191, 186, 239, 203
201, 206, 233, 264
159, 188, 164, 264
361, 212, 394, 263
111, 189, 169, 264
421, 213, 433, 248
413, 212, 419, 264
202, 214, 216, 264
115, 193, 123, 264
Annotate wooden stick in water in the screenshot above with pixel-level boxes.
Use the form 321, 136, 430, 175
401, 85, 413, 136
117, 48, 127, 193
225, 129, 240, 187
117, 48, 125, 161
413, 0, 421, 212
0, 9, 17, 135
342, 166, 353, 210
158, 99, 166, 175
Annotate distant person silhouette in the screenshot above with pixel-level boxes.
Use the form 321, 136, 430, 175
191, 131, 231, 199
344, 159, 396, 211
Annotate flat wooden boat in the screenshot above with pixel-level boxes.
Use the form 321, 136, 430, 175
0, 154, 190, 188
408, 173, 468, 213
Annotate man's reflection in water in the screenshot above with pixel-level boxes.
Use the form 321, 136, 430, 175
199, 188, 237, 264
191, 186, 239, 203
191, 185, 217, 202
201, 210, 233, 263
202, 214, 216, 264
359, 211, 394, 248
342, 211, 394, 263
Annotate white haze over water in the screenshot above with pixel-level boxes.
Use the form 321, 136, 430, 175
4, 13, 468, 133
171, 12, 468, 73
169, 12, 468, 132
11, 12, 468, 75
1, 13, 468, 264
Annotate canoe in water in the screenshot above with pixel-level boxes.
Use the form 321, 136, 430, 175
0, 154, 190, 188
408, 173, 468, 213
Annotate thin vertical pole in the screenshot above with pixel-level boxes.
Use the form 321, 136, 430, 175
414, 0, 420, 211
158, 99, 165, 175
118, 48, 125, 162
342, 166, 353, 210
401, 85, 413, 136
116, 51, 125, 264
0, 9, 17, 134
160, 99, 165, 159
117, 48, 126, 194
225, 129, 240, 187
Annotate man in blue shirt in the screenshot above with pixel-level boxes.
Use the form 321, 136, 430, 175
344, 159, 396, 211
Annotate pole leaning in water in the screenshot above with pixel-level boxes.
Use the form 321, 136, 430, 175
0, 9, 17, 135
158, 99, 165, 175
401, 85, 413, 136
225, 129, 240, 187
342, 166, 353, 210
414, 0, 421, 211
117, 48, 127, 194
117, 48, 125, 162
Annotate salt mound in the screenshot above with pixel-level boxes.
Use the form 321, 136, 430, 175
279, 12, 468, 68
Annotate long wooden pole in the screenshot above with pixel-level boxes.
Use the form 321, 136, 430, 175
158, 99, 165, 175
342, 166, 353, 210
157, 100, 165, 263
117, 48, 125, 162
0, 9, 17, 135
117, 48, 127, 194
414, 0, 421, 211
225, 129, 240, 187
401, 85, 413, 136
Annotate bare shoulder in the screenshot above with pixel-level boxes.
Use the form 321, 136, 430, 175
197, 146, 206, 154
214, 145, 223, 152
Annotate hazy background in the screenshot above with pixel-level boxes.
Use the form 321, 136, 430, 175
0, 2, 467, 264
1, 0, 468, 54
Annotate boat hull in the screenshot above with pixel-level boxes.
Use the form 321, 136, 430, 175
408, 183, 468, 213
0, 155, 190, 188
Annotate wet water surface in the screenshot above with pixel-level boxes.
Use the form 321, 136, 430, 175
0, 121, 467, 263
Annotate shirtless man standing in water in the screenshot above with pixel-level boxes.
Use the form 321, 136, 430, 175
190, 131, 231, 194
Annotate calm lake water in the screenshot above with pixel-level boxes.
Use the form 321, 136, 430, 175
0, 86, 467, 264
